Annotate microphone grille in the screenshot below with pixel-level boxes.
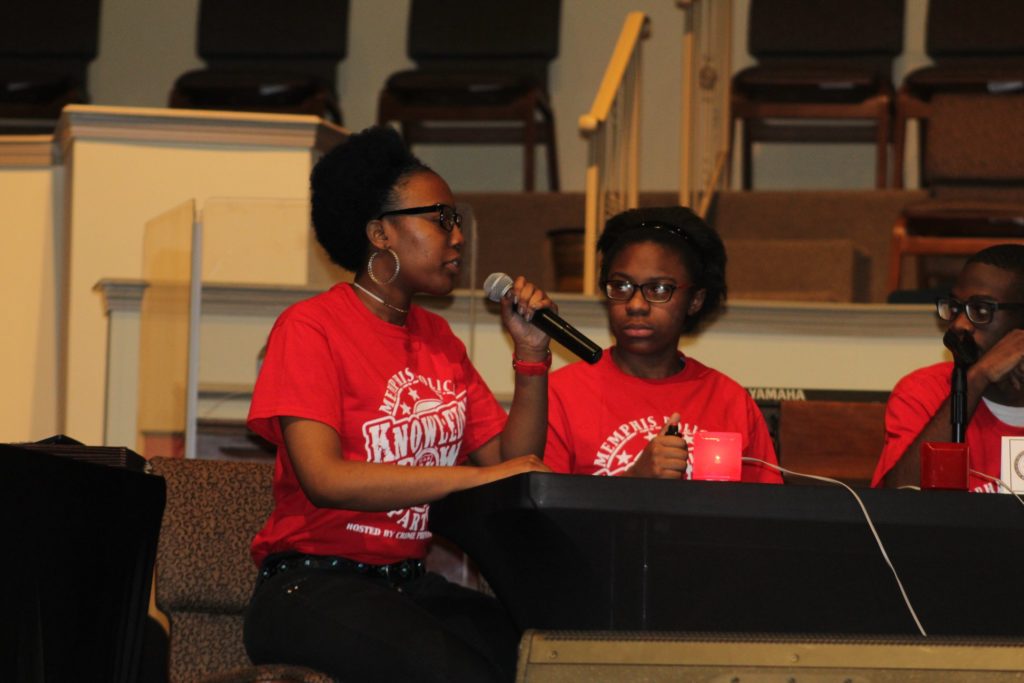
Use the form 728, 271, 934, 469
943, 329, 979, 366
483, 272, 513, 303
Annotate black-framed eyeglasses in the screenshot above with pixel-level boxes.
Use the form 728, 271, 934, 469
603, 279, 685, 304
936, 296, 1024, 325
377, 203, 462, 233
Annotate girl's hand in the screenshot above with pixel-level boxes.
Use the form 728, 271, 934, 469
500, 275, 554, 360
625, 413, 689, 479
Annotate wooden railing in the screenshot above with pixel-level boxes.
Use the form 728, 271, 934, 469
578, 11, 650, 294
677, 0, 732, 217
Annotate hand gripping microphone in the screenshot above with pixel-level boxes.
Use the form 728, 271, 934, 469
484, 272, 602, 364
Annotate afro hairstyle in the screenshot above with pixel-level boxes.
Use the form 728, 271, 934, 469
310, 125, 431, 271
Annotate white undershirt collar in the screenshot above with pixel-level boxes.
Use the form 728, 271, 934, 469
981, 397, 1024, 427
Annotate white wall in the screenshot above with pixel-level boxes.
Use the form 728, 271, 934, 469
87, 0, 933, 194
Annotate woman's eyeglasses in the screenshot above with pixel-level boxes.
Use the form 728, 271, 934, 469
603, 279, 684, 303
377, 204, 462, 233
936, 296, 1024, 325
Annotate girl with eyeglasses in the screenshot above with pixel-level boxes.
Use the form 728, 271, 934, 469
544, 206, 781, 483
243, 126, 552, 682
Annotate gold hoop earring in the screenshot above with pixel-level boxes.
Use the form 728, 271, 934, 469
368, 248, 400, 285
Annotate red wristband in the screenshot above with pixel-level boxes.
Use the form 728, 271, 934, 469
512, 349, 552, 375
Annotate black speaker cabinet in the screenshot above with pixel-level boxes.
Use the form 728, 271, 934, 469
517, 631, 1024, 682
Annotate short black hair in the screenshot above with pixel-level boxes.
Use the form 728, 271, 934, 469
310, 125, 431, 271
966, 244, 1024, 300
597, 206, 726, 333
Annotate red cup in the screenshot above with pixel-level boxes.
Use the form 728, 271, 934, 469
920, 442, 969, 490
691, 432, 742, 482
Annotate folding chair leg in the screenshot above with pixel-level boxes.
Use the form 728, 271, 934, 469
741, 118, 753, 190
892, 106, 907, 189
544, 110, 559, 191
523, 114, 537, 192
887, 218, 909, 293
874, 109, 889, 189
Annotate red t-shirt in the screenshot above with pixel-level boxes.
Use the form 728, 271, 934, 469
248, 283, 507, 566
873, 361, 1024, 492
545, 350, 782, 483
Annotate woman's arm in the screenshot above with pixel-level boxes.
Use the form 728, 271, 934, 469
283, 416, 547, 510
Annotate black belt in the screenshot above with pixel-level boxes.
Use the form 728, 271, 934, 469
259, 553, 427, 586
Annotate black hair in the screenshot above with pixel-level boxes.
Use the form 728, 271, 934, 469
966, 244, 1024, 300
310, 125, 432, 271
597, 206, 726, 333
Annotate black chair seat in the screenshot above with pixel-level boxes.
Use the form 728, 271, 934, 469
167, 0, 348, 123
0, 70, 78, 105
0, 0, 100, 128
904, 63, 1024, 99
734, 64, 883, 103
174, 69, 325, 107
385, 70, 537, 105
903, 199, 1024, 235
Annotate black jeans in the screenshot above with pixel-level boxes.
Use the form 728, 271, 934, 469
243, 562, 519, 682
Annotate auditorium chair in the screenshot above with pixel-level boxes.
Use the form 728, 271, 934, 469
887, 93, 1024, 293
149, 457, 334, 682
777, 400, 887, 487
730, 0, 904, 189
168, 0, 349, 124
0, 0, 101, 133
893, 0, 1024, 188
377, 0, 561, 191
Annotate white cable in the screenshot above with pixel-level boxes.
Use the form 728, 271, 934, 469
969, 469, 1024, 507
742, 456, 928, 637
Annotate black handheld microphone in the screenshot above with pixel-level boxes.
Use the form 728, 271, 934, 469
484, 272, 603, 364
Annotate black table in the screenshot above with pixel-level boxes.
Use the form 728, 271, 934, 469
430, 473, 1024, 636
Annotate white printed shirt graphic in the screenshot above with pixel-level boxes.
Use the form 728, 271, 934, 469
359, 368, 467, 536
593, 415, 698, 476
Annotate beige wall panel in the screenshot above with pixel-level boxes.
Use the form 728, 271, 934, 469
0, 166, 61, 441
64, 141, 310, 445
198, 315, 280, 389
681, 333, 946, 391
201, 198, 310, 285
